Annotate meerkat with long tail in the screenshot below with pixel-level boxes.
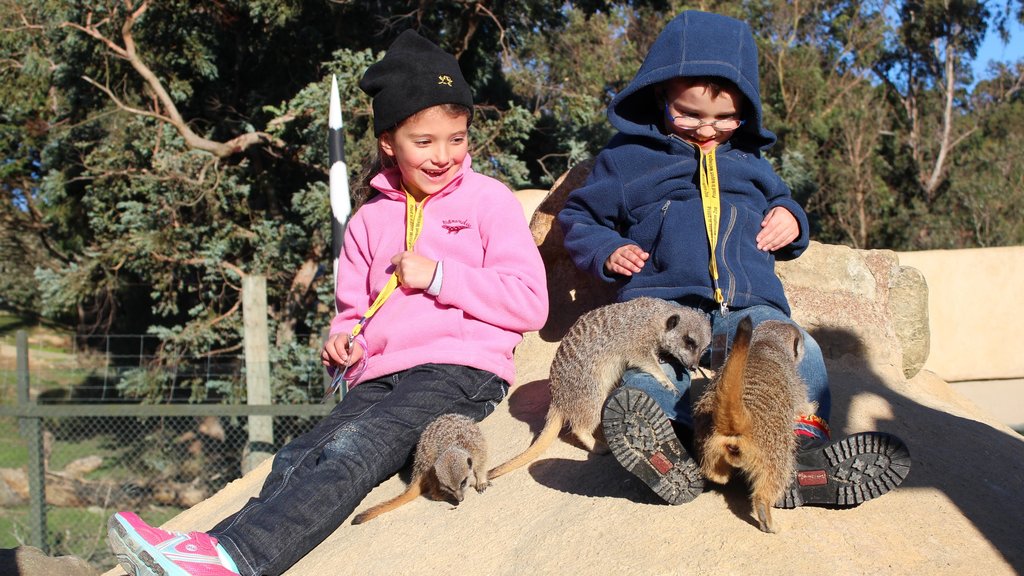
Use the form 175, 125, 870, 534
693, 316, 815, 533
488, 297, 710, 480
352, 413, 488, 524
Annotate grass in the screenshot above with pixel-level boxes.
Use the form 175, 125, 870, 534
0, 311, 162, 572
0, 504, 183, 570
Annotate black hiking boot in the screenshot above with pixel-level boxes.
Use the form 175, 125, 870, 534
775, 432, 911, 509
602, 387, 704, 505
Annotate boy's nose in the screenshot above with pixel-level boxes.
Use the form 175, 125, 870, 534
696, 124, 717, 138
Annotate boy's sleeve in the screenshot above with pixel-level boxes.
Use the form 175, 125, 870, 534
434, 188, 548, 334
762, 163, 810, 260
557, 152, 633, 281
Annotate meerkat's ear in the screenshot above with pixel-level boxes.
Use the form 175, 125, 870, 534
788, 325, 805, 362
666, 314, 680, 331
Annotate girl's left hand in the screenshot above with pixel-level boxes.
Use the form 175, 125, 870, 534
756, 207, 799, 252
391, 251, 437, 290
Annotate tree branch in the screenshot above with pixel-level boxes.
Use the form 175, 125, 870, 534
62, 1, 283, 159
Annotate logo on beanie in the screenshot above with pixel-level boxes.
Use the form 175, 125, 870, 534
438, 75, 454, 87
442, 219, 471, 234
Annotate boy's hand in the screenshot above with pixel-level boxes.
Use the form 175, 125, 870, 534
391, 251, 437, 290
605, 244, 649, 276
322, 333, 363, 368
757, 207, 799, 252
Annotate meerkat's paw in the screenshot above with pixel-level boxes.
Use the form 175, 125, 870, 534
753, 500, 777, 533
602, 387, 704, 505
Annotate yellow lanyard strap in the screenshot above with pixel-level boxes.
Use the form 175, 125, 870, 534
349, 192, 427, 340
699, 147, 727, 311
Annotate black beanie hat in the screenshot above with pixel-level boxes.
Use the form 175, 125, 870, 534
359, 29, 474, 137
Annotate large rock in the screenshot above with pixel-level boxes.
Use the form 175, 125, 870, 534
1, 546, 97, 576
775, 242, 930, 379
101, 166, 1023, 576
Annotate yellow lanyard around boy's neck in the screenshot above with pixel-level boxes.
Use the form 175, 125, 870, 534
348, 189, 429, 340
699, 146, 728, 313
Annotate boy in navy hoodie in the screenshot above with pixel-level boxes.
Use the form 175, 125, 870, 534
558, 10, 910, 508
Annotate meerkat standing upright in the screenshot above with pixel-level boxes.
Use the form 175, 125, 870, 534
352, 413, 489, 524
693, 316, 814, 533
488, 297, 711, 479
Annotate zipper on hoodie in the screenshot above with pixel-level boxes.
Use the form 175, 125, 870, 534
651, 199, 671, 269
720, 204, 738, 305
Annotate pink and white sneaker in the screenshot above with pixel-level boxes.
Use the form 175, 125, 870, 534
108, 511, 240, 576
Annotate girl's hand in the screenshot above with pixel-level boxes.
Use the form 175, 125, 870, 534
604, 244, 649, 276
391, 251, 437, 290
321, 334, 363, 368
756, 207, 799, 252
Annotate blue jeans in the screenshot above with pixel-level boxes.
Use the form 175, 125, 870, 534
621, 304, 831, 428
209, 364, 508, 576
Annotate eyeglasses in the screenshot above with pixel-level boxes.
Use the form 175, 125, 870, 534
664, 103, 744, 133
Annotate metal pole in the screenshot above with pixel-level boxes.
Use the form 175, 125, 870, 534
17, 330, 47, 552
329, 74, 352, 303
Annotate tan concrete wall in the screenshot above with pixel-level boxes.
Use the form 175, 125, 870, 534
898, 246, 1024, 382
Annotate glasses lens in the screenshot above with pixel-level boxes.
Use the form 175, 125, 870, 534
674, 117, 702, 129
672, 117, 741, 132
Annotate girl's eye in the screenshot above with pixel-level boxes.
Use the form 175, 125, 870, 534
451, 136, 466, 144
414, 140, 430, 146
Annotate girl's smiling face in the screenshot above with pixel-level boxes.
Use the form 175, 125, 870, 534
380, 105, 470, 201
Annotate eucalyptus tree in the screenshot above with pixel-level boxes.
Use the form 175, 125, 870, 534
870, 0, 991, 248
0, 1, 583, 401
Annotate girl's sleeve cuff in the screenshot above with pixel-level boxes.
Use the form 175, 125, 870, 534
426, 260, 444, 296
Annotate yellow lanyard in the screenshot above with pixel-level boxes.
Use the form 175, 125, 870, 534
348, 191, 428, 340
699, 147, 727, 312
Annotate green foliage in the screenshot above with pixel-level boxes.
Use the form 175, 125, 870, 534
1, 1, 1021, 400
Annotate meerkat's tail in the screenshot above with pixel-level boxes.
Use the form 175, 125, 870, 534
715, 316, 754, 439
351, 481, 425, 524
487, 411, 565, 480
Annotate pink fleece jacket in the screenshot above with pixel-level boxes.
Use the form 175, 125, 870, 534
329, 156, 548, 387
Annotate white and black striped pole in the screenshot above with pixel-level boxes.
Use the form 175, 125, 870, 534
328, 74, 352, 302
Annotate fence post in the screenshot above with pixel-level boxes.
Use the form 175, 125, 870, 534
16, 330, 48, 553
242, 275, 274, 473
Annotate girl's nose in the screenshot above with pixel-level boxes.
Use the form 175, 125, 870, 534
433, 145, 451, 165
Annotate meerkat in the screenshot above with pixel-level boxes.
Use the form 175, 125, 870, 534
488, 297, 711, 479
352, 413, 489, 524
693, 316, 815, 533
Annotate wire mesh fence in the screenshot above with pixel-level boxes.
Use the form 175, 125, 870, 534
0, 331, 332, 572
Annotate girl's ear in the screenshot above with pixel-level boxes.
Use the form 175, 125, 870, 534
379, 134, 395, 158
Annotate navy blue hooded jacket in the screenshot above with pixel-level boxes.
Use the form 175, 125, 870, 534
557, 10, 809, 315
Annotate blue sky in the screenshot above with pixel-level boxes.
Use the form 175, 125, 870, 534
972, 17, 1024, 78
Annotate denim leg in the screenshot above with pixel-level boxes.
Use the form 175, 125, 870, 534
709, 306, 832, 420
620, 359, 694, 428
209, 364, 508, 576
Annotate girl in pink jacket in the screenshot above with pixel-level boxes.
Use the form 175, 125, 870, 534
108, 29, 547, 576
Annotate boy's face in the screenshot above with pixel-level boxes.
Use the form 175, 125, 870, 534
381, 105, 470, 201
662, 78, 744, 152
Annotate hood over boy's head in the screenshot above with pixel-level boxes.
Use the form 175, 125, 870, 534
608, 10, 776, 150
